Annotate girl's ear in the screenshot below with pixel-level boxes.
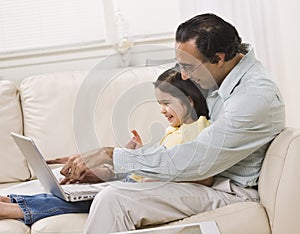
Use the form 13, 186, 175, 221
187, 96, 198, 121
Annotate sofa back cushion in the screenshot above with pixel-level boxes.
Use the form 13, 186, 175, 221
20, 66, 167, 177
20, 71, 86, 164
0, 80, 31, 183
92, 66, 167, 150
258, 127, 300, 234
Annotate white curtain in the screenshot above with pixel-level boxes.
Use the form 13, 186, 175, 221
179, 0, 300, 128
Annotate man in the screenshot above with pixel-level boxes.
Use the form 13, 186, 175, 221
57, 13, 285, 233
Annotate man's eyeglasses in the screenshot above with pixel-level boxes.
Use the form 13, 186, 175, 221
176, 62, 203, 76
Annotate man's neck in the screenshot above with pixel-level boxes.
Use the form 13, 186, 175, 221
217, 53, 244, 86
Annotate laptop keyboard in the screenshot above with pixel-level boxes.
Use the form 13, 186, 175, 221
62, 184, 101, 194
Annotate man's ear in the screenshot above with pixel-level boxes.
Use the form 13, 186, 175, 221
215, 53, 225, 67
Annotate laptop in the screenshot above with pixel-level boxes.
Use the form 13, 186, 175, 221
11, 132, 108, 202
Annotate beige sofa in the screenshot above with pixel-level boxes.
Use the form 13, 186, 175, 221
0, 66, 299, 234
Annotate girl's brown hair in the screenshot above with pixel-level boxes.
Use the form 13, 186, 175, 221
154, 66, 209, 120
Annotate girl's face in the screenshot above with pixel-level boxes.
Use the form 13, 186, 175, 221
155, 88, 194, 127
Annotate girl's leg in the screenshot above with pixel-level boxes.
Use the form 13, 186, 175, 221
0, 201, 23, 219
5, 193, 92, 225
0, 196, 10, 203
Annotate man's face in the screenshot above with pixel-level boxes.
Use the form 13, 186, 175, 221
175, 41, 217, 89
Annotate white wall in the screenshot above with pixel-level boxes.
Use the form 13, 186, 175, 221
275, 0, 300, 128
0, 40, 174, 86
1, 1, 300, 129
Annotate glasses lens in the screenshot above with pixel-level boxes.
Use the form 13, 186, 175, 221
175, 62, 202, 75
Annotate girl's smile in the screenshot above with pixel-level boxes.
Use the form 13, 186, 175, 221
155, 88, 193, 127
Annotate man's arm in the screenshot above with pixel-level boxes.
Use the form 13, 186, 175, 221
48, 147, 114, 184
113, 91, 285, 185
53, 88, 284, 185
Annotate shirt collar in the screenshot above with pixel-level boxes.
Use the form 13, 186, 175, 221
165, 125, 179, 134
217, 44, 257, 99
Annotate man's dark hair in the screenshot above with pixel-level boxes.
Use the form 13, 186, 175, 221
176, 13, 246, 63
154, 66, 209, 120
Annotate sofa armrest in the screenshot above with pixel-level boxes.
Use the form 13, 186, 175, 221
167, 202, 271, 234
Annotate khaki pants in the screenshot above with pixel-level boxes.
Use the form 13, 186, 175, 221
85, 177, 259, 234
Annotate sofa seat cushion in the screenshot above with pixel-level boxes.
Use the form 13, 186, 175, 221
0, 181, 25, 190
31, 213, 88, 234
0, 219, 30, 234
0, 80, 31, 183
167, 202, 271, 234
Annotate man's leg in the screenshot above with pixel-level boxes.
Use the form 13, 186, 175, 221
85, 179, 258, 234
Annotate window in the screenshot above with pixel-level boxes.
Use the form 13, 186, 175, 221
0, 0, 105, 54
0, 0, 181, 55
114, 0, 181, 40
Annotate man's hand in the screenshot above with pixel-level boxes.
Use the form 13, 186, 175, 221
60, 165, 114, 185
48, 147, 114, 184
46, 156, 71, 165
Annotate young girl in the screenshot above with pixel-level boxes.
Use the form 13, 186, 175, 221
0, 66, 212, 224
125, 66, 212, 185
